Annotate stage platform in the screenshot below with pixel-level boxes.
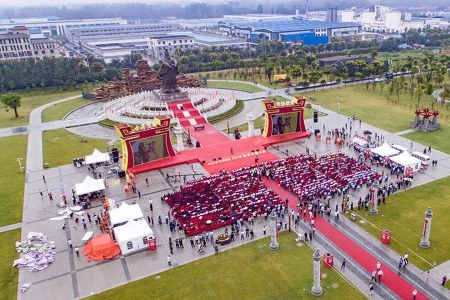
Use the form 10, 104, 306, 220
129, 130, 310, 175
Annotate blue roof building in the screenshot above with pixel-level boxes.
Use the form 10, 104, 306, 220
218, 17, 361, 46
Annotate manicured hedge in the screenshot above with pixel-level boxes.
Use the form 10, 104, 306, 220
207, 100, 244, 124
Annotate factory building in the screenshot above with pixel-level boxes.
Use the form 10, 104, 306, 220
0, 18, 127, 37
218, 17, 361, 46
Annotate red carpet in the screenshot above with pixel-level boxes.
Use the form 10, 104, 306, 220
263, 178, 428, 300
168, 100, 229, 145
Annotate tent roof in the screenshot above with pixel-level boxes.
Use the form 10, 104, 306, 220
85, 148, 110, 165
390, 151, 421, 167
109, 202, 144, 226
114, 219, 153, 241
82, 234, 120, 261
392, 144, 407, 152
75, 176, 105, 195
352, 136, 368, 146
371, 143, 400, 157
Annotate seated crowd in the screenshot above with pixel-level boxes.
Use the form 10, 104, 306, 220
163, 153, 379, 236
163, 168, 282, 235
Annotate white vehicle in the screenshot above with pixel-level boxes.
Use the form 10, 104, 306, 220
374, 78, 385, 83
411, 151, 431, 166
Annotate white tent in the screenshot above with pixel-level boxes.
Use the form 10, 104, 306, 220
390, 151, 422, 173
392, 144, 407, 152
370, 143, 400, 157
109, 202, 144, 227
352, 136, 368, 147
85, 149, 110, 165
114, 219, 154, 255
75, 176, 105, 196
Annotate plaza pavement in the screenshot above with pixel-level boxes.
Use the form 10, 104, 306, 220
0, 80, 449, 299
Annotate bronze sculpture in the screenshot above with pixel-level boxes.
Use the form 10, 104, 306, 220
158, 49, 180, 94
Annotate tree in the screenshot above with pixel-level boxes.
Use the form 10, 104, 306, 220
264, 64, 274, 84
1, 93, 21, 118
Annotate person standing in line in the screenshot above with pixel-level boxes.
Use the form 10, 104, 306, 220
138, 190, 141, 199
412, 289, 417, 300
167, 255, 172, 266
376, 261, 381, 272
371, 270, 376, 282
42, 175, 46, 184
149, 199, 153, 212
340, 259, 346, 271
377, 269, 383, 283
398, 257, 403, 274
145, 178, 149, 187
67, 239, 72, 249
263, 225, 266, 236
369, 283, 374, 299
74, 247, 79, 257
403, 253, 409, 267
442, 275, 447, 286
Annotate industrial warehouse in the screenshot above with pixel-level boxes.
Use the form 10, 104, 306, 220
219, 17, 362, 45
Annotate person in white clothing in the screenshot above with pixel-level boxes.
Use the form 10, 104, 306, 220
376, 261, 381, 271
403, 253, 409, 266
377, 269, 383, 283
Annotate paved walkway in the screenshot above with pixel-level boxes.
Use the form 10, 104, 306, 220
433, 89, 449, 104
26, 95, 82, 172
0, 222, 22, 233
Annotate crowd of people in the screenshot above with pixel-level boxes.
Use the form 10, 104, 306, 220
163, 152, 380, 236
162, 167, 283, 235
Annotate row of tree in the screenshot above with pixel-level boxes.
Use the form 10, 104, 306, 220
0, 57, 122, 92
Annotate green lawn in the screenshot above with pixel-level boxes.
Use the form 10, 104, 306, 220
0, 135, 27, 227
206, 81, 263, 93
0, 229, 20, 300
294, 84, 450, 153
295, 85, 415, 133
0, 89, 83, 128
41, 97, 91, 123
207, 100, 244, 124
402, 123, 450, 154
99, 119, 121, 128
349, 176, 450, 275
193, 70, 289, 90
43, 129, 112, 168
88, 232, 364, 300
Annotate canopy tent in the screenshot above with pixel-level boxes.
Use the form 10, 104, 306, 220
82, 234, 120, 262
109, 202, 144, 227
352, 136, 369, 147
390, 152, 422, 173
392, 144, 407, 152
75, 176, 105, 196
114, 219, 154, 255
85, 149, 110, 165
370, 143, 400, 157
